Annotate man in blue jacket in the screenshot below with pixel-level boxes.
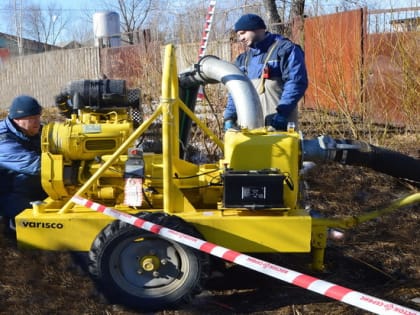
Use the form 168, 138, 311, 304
224, 14, 308, 130
0, 95, 47, 233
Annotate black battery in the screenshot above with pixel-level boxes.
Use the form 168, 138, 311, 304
223, 171, 285, 209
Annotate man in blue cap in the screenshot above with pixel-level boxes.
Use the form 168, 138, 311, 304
224, 14, 308, 130
0, 95, 48, 234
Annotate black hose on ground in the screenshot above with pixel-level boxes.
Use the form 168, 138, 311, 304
303, 137, 420, 184
337, 140, 420, 183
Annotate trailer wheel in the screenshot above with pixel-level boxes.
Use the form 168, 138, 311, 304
88, 212, 210, 311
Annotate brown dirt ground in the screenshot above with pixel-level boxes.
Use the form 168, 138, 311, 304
0, 113, 419, 315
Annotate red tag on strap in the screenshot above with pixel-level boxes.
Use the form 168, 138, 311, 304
262, 66, 270, 79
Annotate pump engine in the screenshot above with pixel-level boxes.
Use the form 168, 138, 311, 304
41, 79, 140, 202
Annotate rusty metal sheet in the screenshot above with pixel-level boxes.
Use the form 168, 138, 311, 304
365, 32, 419, 126
304, 9, 364, 113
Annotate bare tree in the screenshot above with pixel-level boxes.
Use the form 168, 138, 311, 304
1, 0, 27, 55
25, 3, 69, 46
117, 0, 153, 44
262, 0, 284, 34
2, 0, 68, 54
69, 22, 94, 45
291, 0, 306, 18
262, 0, 305, 35
290, 0, 306, 42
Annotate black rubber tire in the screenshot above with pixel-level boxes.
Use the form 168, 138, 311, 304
88, 212, 210, 311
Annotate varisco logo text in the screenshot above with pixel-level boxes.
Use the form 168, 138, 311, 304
21, 221, 64, 229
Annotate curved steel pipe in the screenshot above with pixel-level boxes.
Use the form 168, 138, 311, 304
179, 55, 264, 129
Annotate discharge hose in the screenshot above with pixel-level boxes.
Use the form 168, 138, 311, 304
303, 136, 420, 183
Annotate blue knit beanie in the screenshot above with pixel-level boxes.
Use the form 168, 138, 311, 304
234, 14, 266, 32
9, 95, 42, 119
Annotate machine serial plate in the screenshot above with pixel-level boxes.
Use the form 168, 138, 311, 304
83, 124, 102, 133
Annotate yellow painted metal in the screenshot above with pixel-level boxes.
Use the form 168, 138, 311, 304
141, 153, 222, 210
16, 193, 419, 254
41, 153, 69, 199
141, 256, 160, 272
180, 213, 312, 252
222, 129, 301, 209
16, 207, 115, 251
309, 192, 420, 271
41, 121, 133, 160
312, 192, 420, 230
161, 45, 177, 214
160, 44, 220, 214
58, 105, 162, 213
310, 225, 329, 271
15, 203, 311, 253
78, 109, 130, 124
50, 44, 223, 215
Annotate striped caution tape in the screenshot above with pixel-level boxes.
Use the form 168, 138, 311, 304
71, 195, 420, 315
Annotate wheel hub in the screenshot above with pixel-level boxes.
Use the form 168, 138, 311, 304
140, 255, 160, 272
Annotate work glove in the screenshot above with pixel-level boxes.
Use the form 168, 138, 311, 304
270, 112, 288, 131
224, 119, 237, 131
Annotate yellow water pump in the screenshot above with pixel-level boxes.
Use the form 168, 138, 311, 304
14, 45, 420, 312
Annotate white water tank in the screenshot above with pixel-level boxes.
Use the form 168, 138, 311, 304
93, 11, 121, 47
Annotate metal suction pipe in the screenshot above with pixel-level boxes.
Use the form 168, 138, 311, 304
179, 55, 264, 129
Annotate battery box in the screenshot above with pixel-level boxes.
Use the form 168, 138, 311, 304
223, 170, 285, 209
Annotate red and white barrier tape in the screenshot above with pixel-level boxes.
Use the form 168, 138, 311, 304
72, 195, 420, 315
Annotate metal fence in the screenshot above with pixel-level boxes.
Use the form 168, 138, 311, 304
303, 7, 419, 128
368, 6, 420, 33
0, 40, 233, 112
0, 47, 101, 110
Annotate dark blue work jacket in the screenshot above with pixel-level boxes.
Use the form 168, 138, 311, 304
224, 32, 308, 122
0, 117, 47, 218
